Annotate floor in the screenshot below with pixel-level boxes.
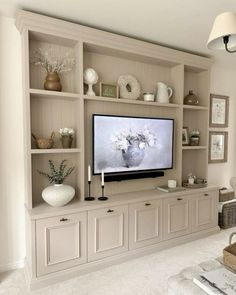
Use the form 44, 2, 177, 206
0, 227, 235, 295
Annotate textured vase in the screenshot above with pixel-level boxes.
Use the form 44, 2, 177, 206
184, 90, 199, 105
42, 184, 75, 207
122, 145, 145, 168
44, 72, 62, 91
60, 136, 73, 148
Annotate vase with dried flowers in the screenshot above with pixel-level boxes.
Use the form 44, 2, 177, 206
30, 48, 75, 91
59, 128, 75, 148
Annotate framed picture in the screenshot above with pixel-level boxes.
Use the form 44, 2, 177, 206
182, 127, 189, 145
209, 131, 228, 163
99, 82, 119, 98
209, 94, 229, 127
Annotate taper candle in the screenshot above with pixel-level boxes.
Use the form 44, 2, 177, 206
88, 165, 91, 182
101, 170, 104, 186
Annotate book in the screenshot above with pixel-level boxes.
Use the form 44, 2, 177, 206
156, 185, 186, 193
193, 268, 236, 295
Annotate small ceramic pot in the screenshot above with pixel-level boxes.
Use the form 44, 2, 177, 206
143, 93, 155, 102
184, 90, 199, 105
190, 137, 200, 146
60, 135, 73, 148
42, 184, 75, 207
44, 72, 62, 92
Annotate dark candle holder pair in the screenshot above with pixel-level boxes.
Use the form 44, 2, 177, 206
85, 181, 108, 201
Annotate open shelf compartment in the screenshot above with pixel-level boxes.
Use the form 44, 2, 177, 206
184, 65, 210, 107
31, 153, 82, 207
83, 42, 184, 104
28, 31, 80, 94
30, 94, 81, 149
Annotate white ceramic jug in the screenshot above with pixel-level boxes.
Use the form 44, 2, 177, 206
156, 82, 173, 103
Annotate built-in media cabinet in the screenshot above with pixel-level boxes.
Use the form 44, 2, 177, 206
16, 10, 219, 290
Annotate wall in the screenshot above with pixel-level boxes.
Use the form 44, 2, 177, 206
0, 15, 236, 272
208, 64, 236, 187
0, 15, 25, 271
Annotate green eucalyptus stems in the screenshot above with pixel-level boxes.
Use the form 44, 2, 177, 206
38, 159, 75, 184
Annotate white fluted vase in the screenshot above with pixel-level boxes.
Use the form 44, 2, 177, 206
42, 184, 75, 207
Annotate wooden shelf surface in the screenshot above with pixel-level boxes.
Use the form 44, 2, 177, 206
31, 148, 81, 154
183, 104, 208, 110
83, 95, 181, 108
182, 145, 207, 150
30, 88, 80, 99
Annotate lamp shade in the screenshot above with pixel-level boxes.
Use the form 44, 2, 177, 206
207, 12, 236, 50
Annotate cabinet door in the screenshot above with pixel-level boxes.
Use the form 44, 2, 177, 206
163, 196, 191, 240
192, 190, 218, 232
36, 212, 87, 276
129, 200, 162, 250
88, 205, 128, 262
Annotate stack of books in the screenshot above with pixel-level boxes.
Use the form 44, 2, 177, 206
193, 268, 236, 295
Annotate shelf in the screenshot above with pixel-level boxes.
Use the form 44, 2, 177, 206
183, 105, 208, 111
30, 89, 80, 100
182, 146, 207, 150
83, 95, 181, 108
31, 148, 81, 154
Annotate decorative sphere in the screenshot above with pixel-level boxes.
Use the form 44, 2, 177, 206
83, 68, 98, 85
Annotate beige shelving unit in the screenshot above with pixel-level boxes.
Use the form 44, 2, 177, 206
15, 10, 217, 290
16, 10, 212, 210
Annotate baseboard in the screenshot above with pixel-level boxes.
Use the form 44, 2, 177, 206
0, 259, 25, 273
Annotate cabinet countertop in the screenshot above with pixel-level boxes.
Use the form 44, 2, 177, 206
26, 185, 220, 220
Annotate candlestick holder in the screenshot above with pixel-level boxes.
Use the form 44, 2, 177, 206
98, 185, 108, 201
85, 181, 95, 201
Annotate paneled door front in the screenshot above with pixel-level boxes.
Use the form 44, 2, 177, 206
88, 205, 128, 262
36, 212, 87, 276
163, 195, 191, 240
192, 191, 218, 232
129, 199, 162, 250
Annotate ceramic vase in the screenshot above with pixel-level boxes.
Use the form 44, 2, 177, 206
122, 145, 145, 168
44, 72, 62, 92
184, 90, 199, 105
42, 184, 75, 207
60, 135, 73, 148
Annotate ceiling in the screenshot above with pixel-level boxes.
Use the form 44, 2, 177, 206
1, 0, 236, 68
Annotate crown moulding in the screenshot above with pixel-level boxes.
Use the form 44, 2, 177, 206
15, 9, 213, 70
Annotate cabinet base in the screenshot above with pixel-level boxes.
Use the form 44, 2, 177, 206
26, 226, 220, 291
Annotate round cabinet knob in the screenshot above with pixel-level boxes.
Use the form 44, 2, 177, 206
204, 193, 209, 196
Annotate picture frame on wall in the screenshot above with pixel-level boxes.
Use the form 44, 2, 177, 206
209, 94, 229, 128
182, 127, 189, 145
209, 131, 228, 163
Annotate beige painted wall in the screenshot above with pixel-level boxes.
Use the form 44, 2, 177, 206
208, 64, 236, 187
0, 15, 235, 271
0, 16, 25, 271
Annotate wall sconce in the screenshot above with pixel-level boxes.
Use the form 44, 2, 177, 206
207, 12, 236, 53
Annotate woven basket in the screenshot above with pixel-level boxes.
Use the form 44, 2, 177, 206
32, 132, 55, 149
223, 232, 236, 271
219, 201, 236, 229
219, 188, 235, 202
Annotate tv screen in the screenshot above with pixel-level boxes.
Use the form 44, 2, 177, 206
93, 114, 174, 175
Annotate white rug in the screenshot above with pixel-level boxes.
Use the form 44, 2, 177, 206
0, 227, 235, 295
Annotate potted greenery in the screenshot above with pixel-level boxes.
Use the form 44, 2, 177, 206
189, 130, 200, 146
38, 159, 75, 207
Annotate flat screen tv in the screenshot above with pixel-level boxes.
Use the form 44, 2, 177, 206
93, 114, 174, 175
